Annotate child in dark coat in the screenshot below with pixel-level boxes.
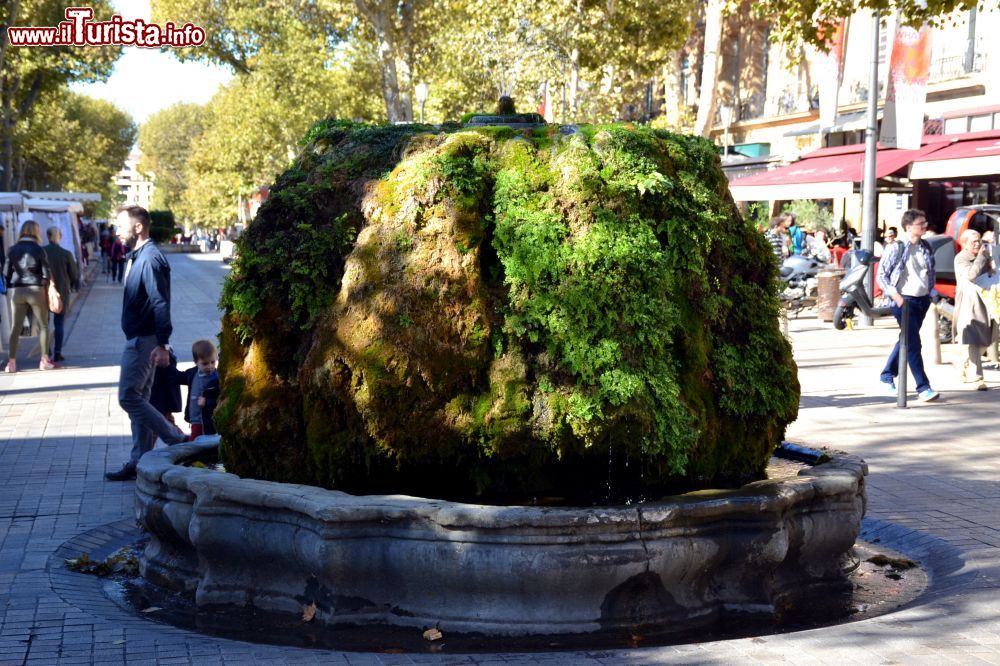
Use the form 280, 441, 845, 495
147, 340, 220, 443
186, 339, 220, 438
147, 351, 185, 451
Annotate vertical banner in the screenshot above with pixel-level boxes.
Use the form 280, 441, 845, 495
880, 22, 933, 150
817, 19, 849, 130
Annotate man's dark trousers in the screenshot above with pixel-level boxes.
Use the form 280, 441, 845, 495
119, 334, 183, 466
51, 312, 65, 356
880, 294, 932, 392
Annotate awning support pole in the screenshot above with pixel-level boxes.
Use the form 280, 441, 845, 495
860, 9, 881, 327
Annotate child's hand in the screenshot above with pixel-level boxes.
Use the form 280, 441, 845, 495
198, 397, 206, 407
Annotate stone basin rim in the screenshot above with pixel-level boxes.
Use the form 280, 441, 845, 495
138, 436, 867, 524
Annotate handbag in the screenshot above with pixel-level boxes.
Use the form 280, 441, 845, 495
48, 281, 63, 314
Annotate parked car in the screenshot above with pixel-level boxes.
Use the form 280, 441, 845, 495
932, 204, 1000, 300
922, 205, 1000, 342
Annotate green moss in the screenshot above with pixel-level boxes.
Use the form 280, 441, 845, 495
218, 121, 800, 500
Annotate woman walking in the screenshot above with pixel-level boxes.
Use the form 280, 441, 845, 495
2, 220, 59, 372
953, 228, 995, 390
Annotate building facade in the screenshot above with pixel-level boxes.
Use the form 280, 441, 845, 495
114, 149, 155, 210
718, 7, 998, 232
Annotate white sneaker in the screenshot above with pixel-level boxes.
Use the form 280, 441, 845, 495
918, 388, 940, 402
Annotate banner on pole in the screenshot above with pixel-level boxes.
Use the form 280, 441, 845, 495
817, 19, 849, 131
880, 22, 933, 150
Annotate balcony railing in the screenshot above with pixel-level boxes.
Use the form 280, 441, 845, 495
928, 39, 987, 83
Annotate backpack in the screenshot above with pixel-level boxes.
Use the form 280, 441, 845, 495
111, 241, 126, 262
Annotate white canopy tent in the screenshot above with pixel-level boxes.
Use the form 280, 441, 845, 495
2, 192, 98, 356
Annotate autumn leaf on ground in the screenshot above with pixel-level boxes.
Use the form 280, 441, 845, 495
140, 607, 162, 613
422, 628, 443, 641
302, 602, 317, 622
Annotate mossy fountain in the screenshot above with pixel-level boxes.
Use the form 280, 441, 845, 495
136, 104, 866, 640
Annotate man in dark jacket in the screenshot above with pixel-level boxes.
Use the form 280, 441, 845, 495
43, 227, 79, 363
106, 206, 186, 481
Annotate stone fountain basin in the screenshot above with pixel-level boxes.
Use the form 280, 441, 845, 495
135, 437, 867, 637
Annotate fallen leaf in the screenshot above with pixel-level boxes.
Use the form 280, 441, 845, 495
112, 639, 125, 645
423, 628, 443, 641
140, 607, 162, 613
302, 602, 317, 622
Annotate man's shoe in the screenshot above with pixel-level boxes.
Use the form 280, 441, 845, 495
165, 425, 188, 445
105, 463, 137, 481
882, 380, 897, 396
918, 388, 940, 402
4, 359, 15, 373
54, 353, 65, 362
977, 381, 988, 391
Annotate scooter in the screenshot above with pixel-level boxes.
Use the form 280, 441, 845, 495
832, 249, 893, 330
779, 254, 826, 315
779, 254, 824, 290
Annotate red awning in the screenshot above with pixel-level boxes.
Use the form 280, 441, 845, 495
729, 143, 947, 201
910, 131, 1000, 179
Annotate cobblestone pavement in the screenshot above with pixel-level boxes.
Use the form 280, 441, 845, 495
1, 253, 999, 664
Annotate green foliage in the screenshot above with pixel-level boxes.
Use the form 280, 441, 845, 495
16, 89, 135, 217
219, 121, 799, 500
756, 0, 978, 49
1, 0, 121, 191
746, 201, 772, 232
148, 210, 177, 244
139, 103, 208, 215
782, 200, 834, 234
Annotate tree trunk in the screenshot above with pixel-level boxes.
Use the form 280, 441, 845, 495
694, 0, 724, 137
661, 51, 683, 129
569, 47, 580, 118
356, 0, 408, 123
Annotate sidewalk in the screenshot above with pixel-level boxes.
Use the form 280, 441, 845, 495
1, 256, 999, 664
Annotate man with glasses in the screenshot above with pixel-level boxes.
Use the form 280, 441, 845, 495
876, 209, 940, 402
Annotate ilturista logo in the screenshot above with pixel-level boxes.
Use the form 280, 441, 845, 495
7, 7, 206, 48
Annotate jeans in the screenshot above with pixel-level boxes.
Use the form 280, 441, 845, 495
119, 335, 184, 465
51, 311, 65, 355
112, 260, 125, 283
880, 294, 932, 393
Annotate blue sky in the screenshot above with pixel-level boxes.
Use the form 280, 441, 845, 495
71, 0, 232, 124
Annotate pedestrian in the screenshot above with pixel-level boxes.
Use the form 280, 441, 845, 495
43, 226, 80, 363
110, 234, 127, 283
765, 217, 788, 265
782, 212, 804, 256
806, 229, 832, 263
952, 229, 995, 391
875, 208, 939, 402
185, 339, 220, 439
3, 220, 58, 372
99, 225, 112, 274
105, 205, 187, 482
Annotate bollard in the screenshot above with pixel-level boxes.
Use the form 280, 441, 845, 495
923, 301, 942, 365
897, 300, 908, 408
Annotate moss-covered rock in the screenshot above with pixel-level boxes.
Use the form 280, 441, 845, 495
217, 120, 799, 502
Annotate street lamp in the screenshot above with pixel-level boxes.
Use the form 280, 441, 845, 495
414, 82, 429, 124
719, 104, 733, 156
